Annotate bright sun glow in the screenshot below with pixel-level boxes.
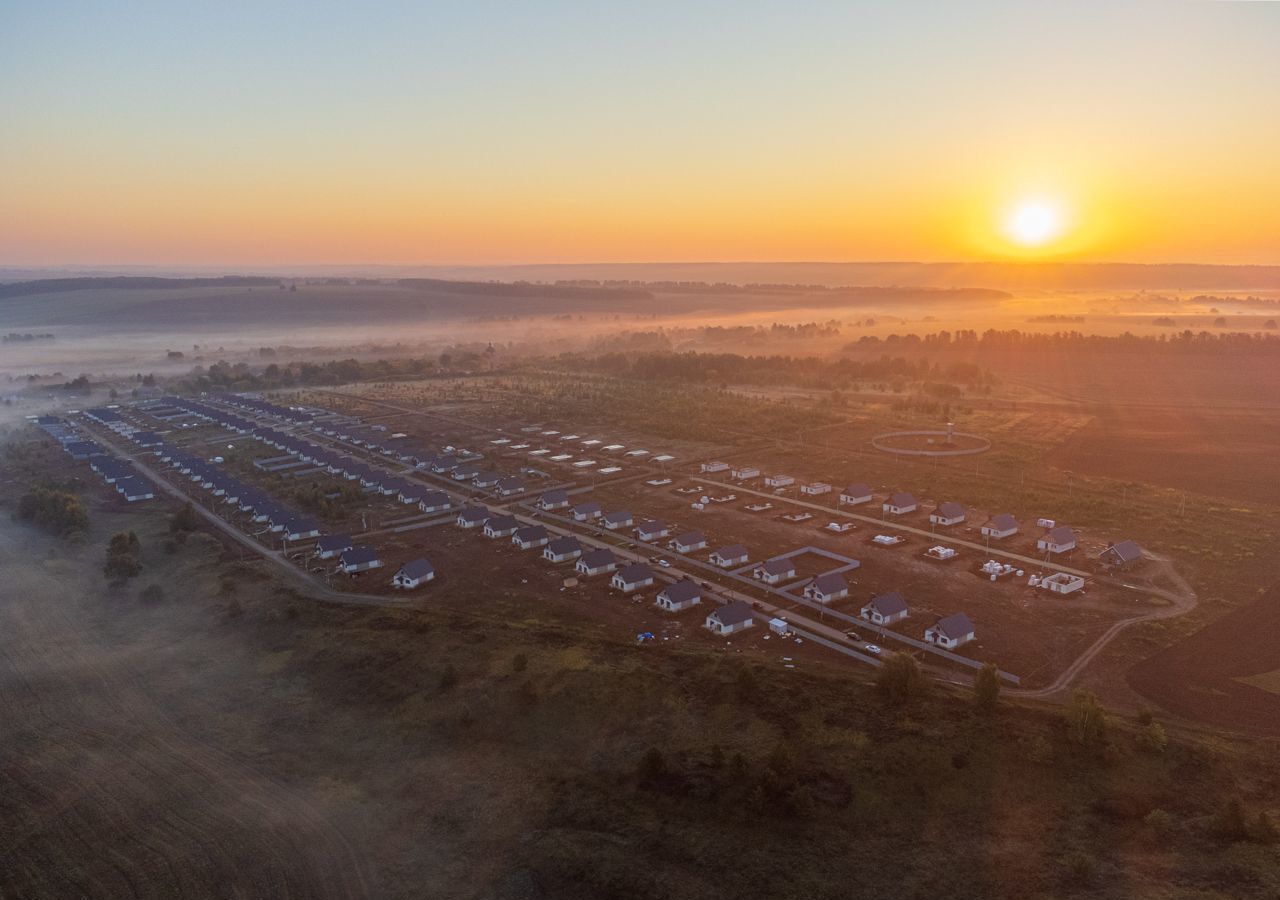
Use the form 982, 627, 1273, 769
1004, 200, 1064, 247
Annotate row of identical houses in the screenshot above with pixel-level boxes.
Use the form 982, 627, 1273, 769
529, 489, 970, 645
37, 415, 158, 502
106, 398, 445, 589
703, 462, 1141, 566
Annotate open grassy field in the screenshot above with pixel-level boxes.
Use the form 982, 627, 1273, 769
303, 369, 1280, 736
3, 436, 1280, 899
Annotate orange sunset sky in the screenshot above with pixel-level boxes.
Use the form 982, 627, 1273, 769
2, 1, 1278, 267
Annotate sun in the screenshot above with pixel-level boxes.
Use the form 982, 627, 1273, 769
1004, 199, 1065, 248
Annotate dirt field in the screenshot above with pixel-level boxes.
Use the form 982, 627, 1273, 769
1047, 406, 1280, 507
1126, 582, 1280, 737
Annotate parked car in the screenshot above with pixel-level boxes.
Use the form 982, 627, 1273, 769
865, 644, 882, 655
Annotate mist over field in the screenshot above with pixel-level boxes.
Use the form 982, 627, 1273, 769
5, 1, 1280, 897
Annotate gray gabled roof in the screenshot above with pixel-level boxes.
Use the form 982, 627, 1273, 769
539, 489, 569, 505
636, 519, 667, 534
340, 545, 379, 566
888, 492, 917, 507
987, 513, 1017, 530
580, 548, 617, 569
316, 533, 353, 552
932, 612, 975, 639
1045, 525, 1075, 544
761, 557, 796, 576
809, 571, 848, 595
1103, 539, 1142, 562
673, 529, 705, 547
546, 536, 581, 555
661, 580, 701, 604
842, 482, 872, 497
572, 500, 602, 515
456, 505, 489, 523
485, 514, 518, 531
602, 510, 632, 525
615, 562, 653, 584
398, 558, 434, 580
713, 543, 748, 560
936, 502, 965, 519
867, 591, 908, 616
514, 525, 548, 543
713, 600, 754, 626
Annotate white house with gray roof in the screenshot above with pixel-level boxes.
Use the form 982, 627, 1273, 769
602, 510, 633, 530
543, 536, 582, 563
981, 514, 1018, 540
803, 571, 849, 604
393, 558, 435, 589
656, 580, 702, 612
705, 600, 755, 635
754, 556, 796, 585
611, 563, 654, 593
925, 612, 975, 649
709, 544, 749, 568
929, 502, 966, 527
670, 530, 707, 553
1037, 525, 1076, 554
861, 591, 909, 625
576, 548, 619, 577
883, 492, 918, 515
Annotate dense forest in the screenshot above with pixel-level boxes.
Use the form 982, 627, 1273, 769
845, 329, 1280, 354
0, 276, 279, 299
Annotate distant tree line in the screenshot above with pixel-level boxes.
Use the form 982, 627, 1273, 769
0, 276, 277, 300
844, 328, 1280, 354
552, 350, 994, 392
398, 278, 651, 301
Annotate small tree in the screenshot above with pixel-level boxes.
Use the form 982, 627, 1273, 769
1066, 689, 1108, 746
170, 502, 200, 533
104, 530, 143, 582
974, 662, 1001, 713
876, 653, 926, 707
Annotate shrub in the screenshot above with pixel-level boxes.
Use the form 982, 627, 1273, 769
876, 654, 926, 707
169, 502, 200, 533
104, 530, 143, 582
1066, 689, 1108, 747
512, 653, 528, 673
139, 584, 165, 604
16, 487, 88, 538
1137, 721, 1168, 754
974, 662, 1000, 713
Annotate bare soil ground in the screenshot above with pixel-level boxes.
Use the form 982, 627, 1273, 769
1126, 582, 1280, 737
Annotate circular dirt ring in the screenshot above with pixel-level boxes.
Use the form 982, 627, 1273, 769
872, 430, 991, 457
